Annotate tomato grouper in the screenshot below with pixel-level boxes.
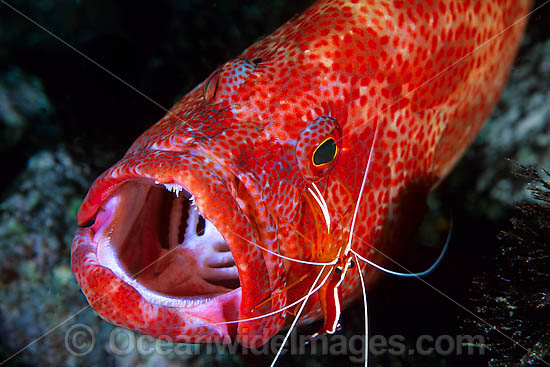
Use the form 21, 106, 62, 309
72, 0, 531, 348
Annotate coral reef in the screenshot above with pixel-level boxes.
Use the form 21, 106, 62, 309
462, 166, 550, 367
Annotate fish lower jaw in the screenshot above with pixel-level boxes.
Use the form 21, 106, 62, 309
90, 179, 242, 315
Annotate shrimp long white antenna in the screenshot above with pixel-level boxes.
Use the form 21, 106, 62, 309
252, 242, 338, 266
346, 119, 380, 252
270, 264, 329, 367
308, 182, 331, 231
230, 227, 337, 266
204, 265, 332, 327
351, 217, 453, 278
354, 253, 369, 367
224, 182, 335, 267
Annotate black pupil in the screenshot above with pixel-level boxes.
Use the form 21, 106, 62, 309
313, 138, 337, 165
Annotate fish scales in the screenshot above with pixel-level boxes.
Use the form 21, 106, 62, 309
72, 0, 531, 347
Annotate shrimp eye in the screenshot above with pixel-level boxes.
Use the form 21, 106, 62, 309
313, 137, 337, 167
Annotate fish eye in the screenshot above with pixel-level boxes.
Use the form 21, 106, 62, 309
296, 116, 341, 181
204, 69, 221, 101
203, 58, 259, 103
312, 137, 338, 167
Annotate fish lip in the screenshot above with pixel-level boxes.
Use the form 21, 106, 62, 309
73, 225, 241, 342
72, 149, 272, 342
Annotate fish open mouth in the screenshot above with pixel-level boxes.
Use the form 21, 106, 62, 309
72, 151, 279, 344
92, 180, 241, 308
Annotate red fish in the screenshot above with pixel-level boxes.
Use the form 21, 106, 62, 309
72, 0, 531, 348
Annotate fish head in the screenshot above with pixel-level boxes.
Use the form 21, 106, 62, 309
72, 55, 348, 347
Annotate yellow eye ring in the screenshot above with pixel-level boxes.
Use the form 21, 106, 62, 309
312, 136, 338, 167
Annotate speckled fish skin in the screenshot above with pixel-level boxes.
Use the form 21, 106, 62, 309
72, 0, 531, 347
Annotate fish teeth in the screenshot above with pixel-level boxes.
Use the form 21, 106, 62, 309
161, 183, 195, 205
163, 183, 184, 197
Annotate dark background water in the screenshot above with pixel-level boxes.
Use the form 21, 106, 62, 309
0, 0, 548, 366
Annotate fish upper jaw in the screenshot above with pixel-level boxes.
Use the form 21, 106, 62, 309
72, 149, 286, 346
